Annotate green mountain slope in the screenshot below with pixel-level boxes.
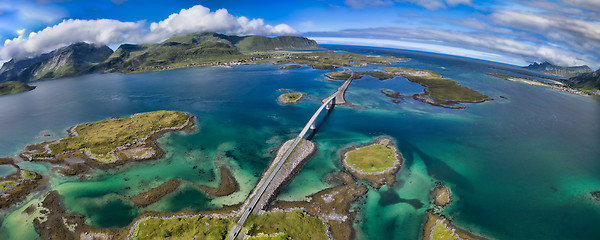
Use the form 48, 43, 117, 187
0, 43, 113, 82
232, 35, 320, 52
94, 33, 242, 73
524, 61, 592, 78
0, 33, 322, 81
568, 69, 600, 92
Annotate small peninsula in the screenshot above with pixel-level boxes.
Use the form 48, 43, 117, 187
383, 67, 492, 109
0, 158, 43, 208
423, 182, 490, 240
341, 137, 402, 188
0, 81, 36, 96
277, 92, 306, 104
21, 110, 194, 164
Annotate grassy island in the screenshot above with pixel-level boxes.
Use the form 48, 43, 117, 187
129, 210, 327, 240
383, 67, 491, 109
23, 110, 194, 163
0, 81, 36, 96
341, 137, 402, 188
277, 92, 306, 104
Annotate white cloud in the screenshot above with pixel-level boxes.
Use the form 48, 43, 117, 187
0, 4, 299, 60
311, 36, 528, 66
308, 27, 599, 68
1, 19, 144, 60
146, 5, 298, 42
488, 10, 600, 58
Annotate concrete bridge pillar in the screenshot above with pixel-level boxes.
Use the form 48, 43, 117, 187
310, 122, 316, 130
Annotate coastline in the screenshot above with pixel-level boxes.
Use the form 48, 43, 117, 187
19, 111, 196, 168
277, 92, 306, 105
0, 161, 44, 209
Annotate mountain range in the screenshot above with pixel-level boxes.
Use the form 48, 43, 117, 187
524, 61, 593, 78
0, 33, 320, 83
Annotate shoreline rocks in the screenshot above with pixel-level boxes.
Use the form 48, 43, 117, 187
340, 137, 403, 188
277, 92, 306, 104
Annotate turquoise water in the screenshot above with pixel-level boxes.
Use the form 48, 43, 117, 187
0, 45, 599, 239
0, 165, 17, 177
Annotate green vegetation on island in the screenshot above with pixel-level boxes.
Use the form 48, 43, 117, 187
383, 67, 491, 109
0, 81, 35, 96
345, 139, 398, 173
277, 92, 306, 104
0, 181, 17, 191
130, 210, 327, 240
20, 170, 35, 180
341, 137, 402, 188
23, 110, 193, 163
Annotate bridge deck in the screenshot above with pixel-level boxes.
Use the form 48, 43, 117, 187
323, 70, 354, 105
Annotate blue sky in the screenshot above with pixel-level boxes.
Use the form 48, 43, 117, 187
1, 0, 599, 68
